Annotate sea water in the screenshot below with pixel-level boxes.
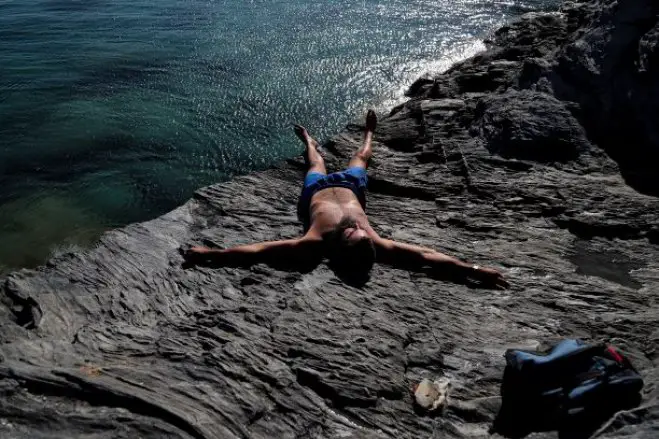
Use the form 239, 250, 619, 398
0, 0, 556, 272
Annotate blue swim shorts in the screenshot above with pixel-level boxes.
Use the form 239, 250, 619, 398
297, 167, 368, 224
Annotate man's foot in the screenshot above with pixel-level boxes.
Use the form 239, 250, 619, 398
295, 124, 327, 173
366, 109, 377, 133
294, 124, 320, 150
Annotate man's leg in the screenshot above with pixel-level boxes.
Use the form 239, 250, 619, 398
348, 109, 377, 169
294, 124, 326, 175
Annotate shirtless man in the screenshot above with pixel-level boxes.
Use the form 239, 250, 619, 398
184, 110, 508, 289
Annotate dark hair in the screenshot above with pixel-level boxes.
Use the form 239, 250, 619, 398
324, 217, 376, 275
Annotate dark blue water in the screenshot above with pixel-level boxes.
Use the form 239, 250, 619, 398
0, 0, 555, 272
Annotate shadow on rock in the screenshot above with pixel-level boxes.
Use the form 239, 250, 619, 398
181, 244, 372, 287
326, 260, 371, 289
180, 243, 496, 289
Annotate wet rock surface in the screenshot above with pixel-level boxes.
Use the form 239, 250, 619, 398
2, 0, 659, 437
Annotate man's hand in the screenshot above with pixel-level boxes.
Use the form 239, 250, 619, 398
471, 266, 509, 289
182, 246, 215, 265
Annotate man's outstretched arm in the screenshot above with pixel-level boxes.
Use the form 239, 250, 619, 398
183, 237, 319, 267
374, 238, 508, 289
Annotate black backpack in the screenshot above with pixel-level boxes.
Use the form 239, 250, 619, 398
492, 339, 643, 438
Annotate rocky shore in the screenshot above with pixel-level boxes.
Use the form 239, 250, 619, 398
1, 0, 658, 437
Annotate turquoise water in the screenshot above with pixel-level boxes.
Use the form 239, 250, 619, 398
0, 0, 554, 272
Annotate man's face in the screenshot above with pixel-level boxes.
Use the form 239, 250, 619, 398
342, 225, 368, 244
